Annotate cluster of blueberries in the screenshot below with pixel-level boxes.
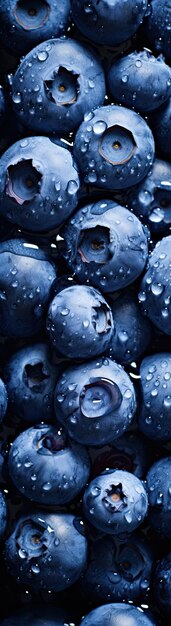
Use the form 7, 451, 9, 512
0, 1, 171, 626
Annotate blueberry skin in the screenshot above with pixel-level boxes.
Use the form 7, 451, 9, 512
146, 457, 171, 538
108, 50, 171, 113
4, 511, 87, 591
73, 105, 155, 190
108, 292, 152, 365
153, 553, 171, 616
0, 136, 80, 232
3, 343, 58, 424
0, 378, 7, 423
127, 158, 171, 237
0, 238, 57, 338
89, 432, 151, 480
0, 605, 73, 626
0, 86, 5, 124
139, 353, 171, 441
8, 424, 91, 504
0, 0, 71, 55
64, 200, 148, 293
152, 98, 171, 158
81, 532, 153, 603
139, 236, 171, 336
46, 285, 113, 359
0, 491, 7, 540
83, 469, 148, 535
12, 38, 106, 134
146, 0, 171, 62
79, 603, 156, 626
72, 0, 148, 46
54, 357, 136, 446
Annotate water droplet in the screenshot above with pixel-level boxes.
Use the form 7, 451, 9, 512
31, 563, 40, 574
67, 180, 79, 195
42, 482, 51, 491
37, 51, 48, 62
93, 121, 107, 135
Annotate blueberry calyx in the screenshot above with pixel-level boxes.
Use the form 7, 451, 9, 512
44, 67, 80, 107
16, 519, 48, 559
78, 225, 112, 264
99, 125, 136, 165
14, 0, 50, 31
92, 303, 112, 334
6, 159, 42, 205
79, 378, 122, 419
103, 482, 127, 511
24, 361, 49, 389
37, 430, 66, 455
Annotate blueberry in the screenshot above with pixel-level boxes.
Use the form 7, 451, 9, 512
0, 605, 73, 626
0, 378, 7, 423
72, 0, 148, 46
139, 236, 171, 335
54, 357, 136, 446
108, 291, 152, 364
0, 136, 80, 232
89, 432, 151, 480
0, 238, 57, 338
81, 532, 153, 603
78, 603, 156, 626
46, 285, 113, 359
152, 97, 171, 158
139, 353, 171, 441
146, 0, 171, 62
0, 0, 71, 55
146, 457, 171, 538
108, 49, 171, 112
3, 343, 58, 424
0, 85, 5, 125
153, 552, 171, 616
73, 105, 155, 190
127, 158, 171, 237
0, 490, 7, 540
11, 38, 106, 134
64, 199, 148, 292
8, 424, 91, 504
83, 469, 148, 535
4, 511, 87, 591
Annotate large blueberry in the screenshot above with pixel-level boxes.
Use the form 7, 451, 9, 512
146, 457, 171, 538
153, 553, 171, 616
3, 343, 58, 424
0, 491, 7, 540
46, 285, 113, 359
0, 378, 7, 423
89, 431, 151, 480
0, 238, 57, 338
8, 424, 91, 504
0, 136, 80, 232
72, 0, 148, 46
54, 357, 136, 446
63, 199, 148, 293
0, 0, 71, 55
73, 105, 155, 190
146, 0, 171, 62
139, 353, 171, 441
78, 603, 156, 626
108, 50, 171, 112
80, 532, 153, 603
4, 511, 87, 591
139, 236, 171, 335
83, 469, 148, 534
152, 97, 171, 158
0, 86, 5, 125
127, 158, 171, 237
108, 291, 152, 364
11, 38, 106, 134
